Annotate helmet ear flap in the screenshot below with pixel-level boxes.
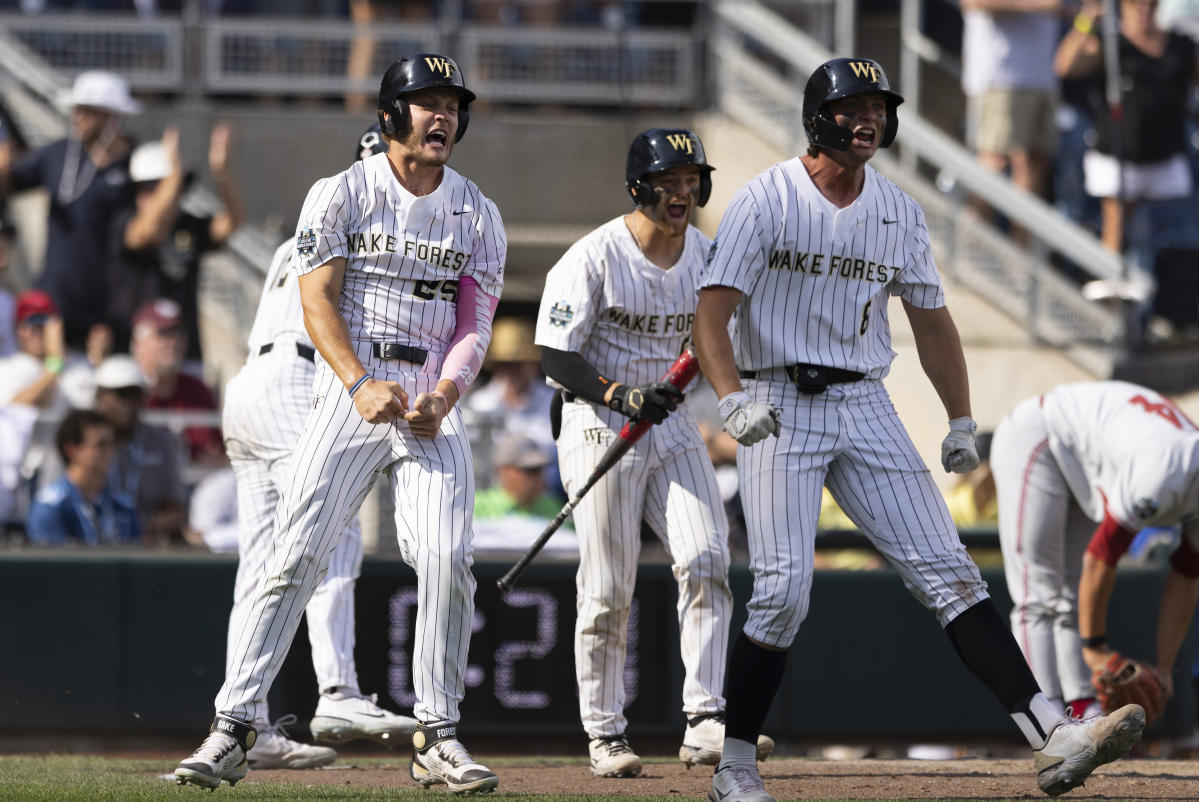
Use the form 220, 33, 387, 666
630, 178, 654, 207
380, 98, 409, 138
455, 105, 470, 142
698, 173, 712, 207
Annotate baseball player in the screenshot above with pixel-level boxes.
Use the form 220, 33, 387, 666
175, 53, 505, 793
535, 128, 773, 777
218, 124, 419, 770
691, 57, 1145, 802
991, 380, 1199, 719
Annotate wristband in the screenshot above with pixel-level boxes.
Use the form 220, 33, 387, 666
43, 356, 64, 374
1073, 14, 1094, 35
347, 373, 371, 398
1081, 634, 1107, 649
948, 416, 977, 433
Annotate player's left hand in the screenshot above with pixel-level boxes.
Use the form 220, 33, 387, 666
940, 417, 979, 473
404, 391, 449, 438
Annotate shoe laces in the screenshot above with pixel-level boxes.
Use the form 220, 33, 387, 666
596, 735, 634, 756
434, 739, 476, 768
262, 713, 299, 739
193, 731, 238, 763
721, 764, 764, 792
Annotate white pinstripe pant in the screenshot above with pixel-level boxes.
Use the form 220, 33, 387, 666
991, 396, 1092, 705
739, 378, 989, 649
222, 346, 363, 726
216, 343, 477, 725
559, 401, 732, 738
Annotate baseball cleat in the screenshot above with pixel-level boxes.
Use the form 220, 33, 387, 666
588, 734, 642, 778
1034, 703, 1145, 796
707, 763, 775, 802
679, 712, 775, 767
174, 714, 256, 790
309, 692, 419, 745
246, 714, 337, 769
409, 720, 498, 794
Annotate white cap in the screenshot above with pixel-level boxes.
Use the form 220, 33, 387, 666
60, 70, 142, 116
94, 355, 149, 390
129, 141, 172, 183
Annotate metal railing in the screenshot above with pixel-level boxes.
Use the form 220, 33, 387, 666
710, 0, 1124, 364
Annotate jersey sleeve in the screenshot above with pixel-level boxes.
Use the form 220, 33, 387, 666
291, 173, 352, 275
890, 203, 945, 309
535, 239, 601, 353
702, 181, 769, 294
8, 144, 48, 193
463, 196, 506, 298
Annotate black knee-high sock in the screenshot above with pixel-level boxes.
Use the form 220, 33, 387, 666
945, 600, 1041, 711
724, 633, 787, 742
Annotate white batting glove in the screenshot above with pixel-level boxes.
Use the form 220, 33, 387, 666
718, 390, 781, 446
941, 417, 980, 473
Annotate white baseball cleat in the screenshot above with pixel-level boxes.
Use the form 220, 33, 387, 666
174, 715, 255, 790
588, 734, 643, 778
707, 763, 775, 802
409, 721, 498, 794
679, 712, 775, 767
247, 714, 337, 769
1034, 703, 1145, 796
309, 692, 419, 745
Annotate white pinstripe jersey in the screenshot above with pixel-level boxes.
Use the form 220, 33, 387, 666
1040, 381, 1199, 530
702, 158, 943, 378
292, 153, 506, 352
247, 241, 310, 352
535, 217, 708, 386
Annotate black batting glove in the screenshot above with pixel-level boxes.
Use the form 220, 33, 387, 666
608, 381, 683, 424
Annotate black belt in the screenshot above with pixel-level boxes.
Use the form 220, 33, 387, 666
371, 342, 428, 364
258, 342, 316, 363
739, 363, 865, 394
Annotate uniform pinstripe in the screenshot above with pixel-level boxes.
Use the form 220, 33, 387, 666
222, 241, 363, 722
214, 155, 505, 727
704, 159, 987, 648
992, 381, 1199, 706
536, 217, 732, 737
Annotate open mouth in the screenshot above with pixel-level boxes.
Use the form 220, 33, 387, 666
665, 201, 689, 223
853, 128, 876, 145
426, 130, 448, 147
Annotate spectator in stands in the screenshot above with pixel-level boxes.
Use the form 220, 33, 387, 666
0, 70, 138, 349
188, 463, 239, 554
0, 214, 16, 358
960, 0, 1062, 239
1056, 0, 1198, 253
472, 432, 577, 553
26, 409, 138, 547
92, 354, 188, 547
129, 298, 223, 463
462, 316, 557, 485
107, 124, 243, 360
0, 290, 95, 526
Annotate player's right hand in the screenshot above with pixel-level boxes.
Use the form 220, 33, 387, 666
352, 378, 408, 424
718, 390, 780, 446
610, 381, 683, 424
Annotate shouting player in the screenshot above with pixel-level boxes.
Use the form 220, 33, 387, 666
692, 57, 1145, 802
175, 53, 505, 793
218, 123, 418, 771
535, 128, 772, 777
991, 380, 1199, 720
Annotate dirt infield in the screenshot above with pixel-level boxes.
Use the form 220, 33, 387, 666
244, 757, 1199, 799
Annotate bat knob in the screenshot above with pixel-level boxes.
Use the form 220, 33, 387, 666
496, 578, 511, 594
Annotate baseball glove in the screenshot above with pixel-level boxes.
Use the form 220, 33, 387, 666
1090, 652, 1171, 725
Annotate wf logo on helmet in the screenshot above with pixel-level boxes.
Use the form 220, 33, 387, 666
849, 61, 881, 83
424, 57, 455, 78
666, 133, 695, 154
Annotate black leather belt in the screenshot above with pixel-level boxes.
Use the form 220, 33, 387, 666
258, 342, 316, 363
372, 342, 428, 364
739, 363, 865, 394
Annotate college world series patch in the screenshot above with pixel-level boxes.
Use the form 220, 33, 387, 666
296, 227, 318, 256
548, 301, 573, 327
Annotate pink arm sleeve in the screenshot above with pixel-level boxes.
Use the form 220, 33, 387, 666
440, 274, 500, 397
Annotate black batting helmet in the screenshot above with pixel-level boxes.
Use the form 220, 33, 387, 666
625, 128, 715, 208
355, 122, 387, 162
802, 57, 904, 151
377, 53, 476, 143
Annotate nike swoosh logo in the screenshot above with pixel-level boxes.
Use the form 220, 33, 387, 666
453, 210, 470, 215
882, 218, 899, 225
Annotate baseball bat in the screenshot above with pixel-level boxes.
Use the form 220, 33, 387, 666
496, 346, 701, 593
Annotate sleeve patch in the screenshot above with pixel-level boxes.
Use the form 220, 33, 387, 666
296, 228, 318, 256
548, 301, 573, 328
